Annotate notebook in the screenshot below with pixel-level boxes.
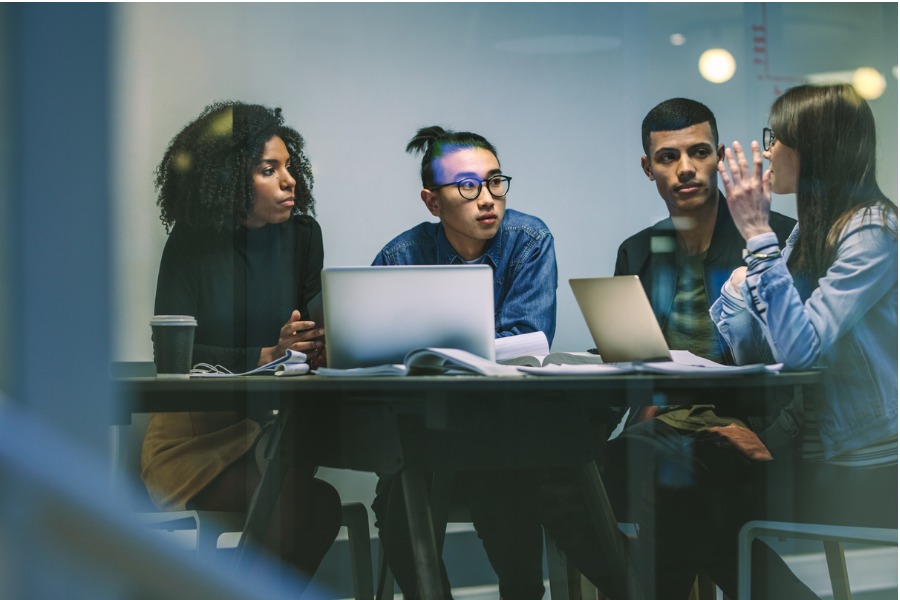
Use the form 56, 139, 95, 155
569, 275, 673, 364
321, 265, 497, 369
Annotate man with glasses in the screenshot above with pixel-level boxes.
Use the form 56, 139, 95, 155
602, 98, 798, 597
373, 125, 557, 343
370, 126, 561, 599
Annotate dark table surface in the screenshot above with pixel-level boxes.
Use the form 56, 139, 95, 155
116, 370, 822, 417
116, 369, 823, 599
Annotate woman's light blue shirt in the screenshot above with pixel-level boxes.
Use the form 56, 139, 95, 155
373, 208, 558, 345
711, 206, 898, 458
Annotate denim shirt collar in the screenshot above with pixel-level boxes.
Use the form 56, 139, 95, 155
435, 223, 501, 270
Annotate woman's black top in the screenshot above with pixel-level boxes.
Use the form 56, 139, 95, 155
154, 215, 324, 372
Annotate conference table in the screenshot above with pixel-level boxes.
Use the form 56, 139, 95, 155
116, 369, 822, 599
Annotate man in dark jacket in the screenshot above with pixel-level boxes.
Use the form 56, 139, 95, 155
614, 97, 798, 449
604, 98, 812, 600
616, 98, 796, 368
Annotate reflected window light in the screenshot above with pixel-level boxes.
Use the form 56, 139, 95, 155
699, 48, 736, 83
671, 216, 697, 233
670, 33, 686, 46
852, 67, 886, 100
650, 235, 676, 254
807, 70, 854, 85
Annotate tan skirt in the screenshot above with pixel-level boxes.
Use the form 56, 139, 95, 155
141, 411, 263, 511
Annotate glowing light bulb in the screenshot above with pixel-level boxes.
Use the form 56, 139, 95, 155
852, 67, 886, 100
699, 48, 736, 84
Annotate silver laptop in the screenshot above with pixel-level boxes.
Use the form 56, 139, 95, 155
321, 265, 496, 368
569, 275, 672, 363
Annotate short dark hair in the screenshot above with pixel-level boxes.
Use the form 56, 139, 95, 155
406, 126, 499, 188
155, 101, 315, 233
641, 98, 719, 155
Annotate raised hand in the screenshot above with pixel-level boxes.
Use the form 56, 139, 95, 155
718, 141, 774, 241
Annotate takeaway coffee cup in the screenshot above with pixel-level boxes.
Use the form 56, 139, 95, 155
150, 315, 197, 378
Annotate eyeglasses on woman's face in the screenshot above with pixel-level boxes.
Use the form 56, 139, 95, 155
763, 127, 777, 152
430, 175, 512, 201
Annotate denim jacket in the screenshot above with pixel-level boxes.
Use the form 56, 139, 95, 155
372, 208, 558, 344
711, 206, 898, 458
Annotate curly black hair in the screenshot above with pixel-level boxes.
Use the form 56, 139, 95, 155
155, 101, 315, 232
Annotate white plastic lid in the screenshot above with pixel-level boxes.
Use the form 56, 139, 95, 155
149, 315, 197, 326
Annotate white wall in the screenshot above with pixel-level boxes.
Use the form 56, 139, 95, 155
114, 2, 898, 360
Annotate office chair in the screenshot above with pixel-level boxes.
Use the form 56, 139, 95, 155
110, 364, 375, 598
109, 410, 247, 559
737, 520, 897, 600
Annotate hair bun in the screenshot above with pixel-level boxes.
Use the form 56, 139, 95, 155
406, 125, 448, 155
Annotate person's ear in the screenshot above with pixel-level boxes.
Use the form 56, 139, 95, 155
421, 189, 441, 217
641, 156, 654, 181
717, 144, 725, 163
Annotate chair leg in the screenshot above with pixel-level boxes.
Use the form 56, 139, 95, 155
194, 514, 222, 560
823, 541, 852, 600
191, 511, 246, 561
545, 533, 571, 600
544, 530, 593, 600
342, 502, 375, 600
687, 577, 700, 600
739, 520, 897, 600
695, 571, 719, 600
376, 540, 396, 600
577, 573, 598, 600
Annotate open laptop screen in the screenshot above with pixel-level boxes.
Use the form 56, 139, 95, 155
322, 265, 496, 369
569, 275, 672, 363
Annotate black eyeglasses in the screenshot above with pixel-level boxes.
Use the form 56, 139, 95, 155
430, 175, 511, 200
763, 128, 777, 151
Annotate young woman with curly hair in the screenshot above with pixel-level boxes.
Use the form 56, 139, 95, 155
142, 101, 341, 584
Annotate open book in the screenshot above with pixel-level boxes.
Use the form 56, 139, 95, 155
500, 351, 609, 368
313, 332, 780, 378
517, 350, 780, 376
315, 347, 524, 378
494, 331, 609, 367
190, 349, 311, 378
496, 331, 778, 374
